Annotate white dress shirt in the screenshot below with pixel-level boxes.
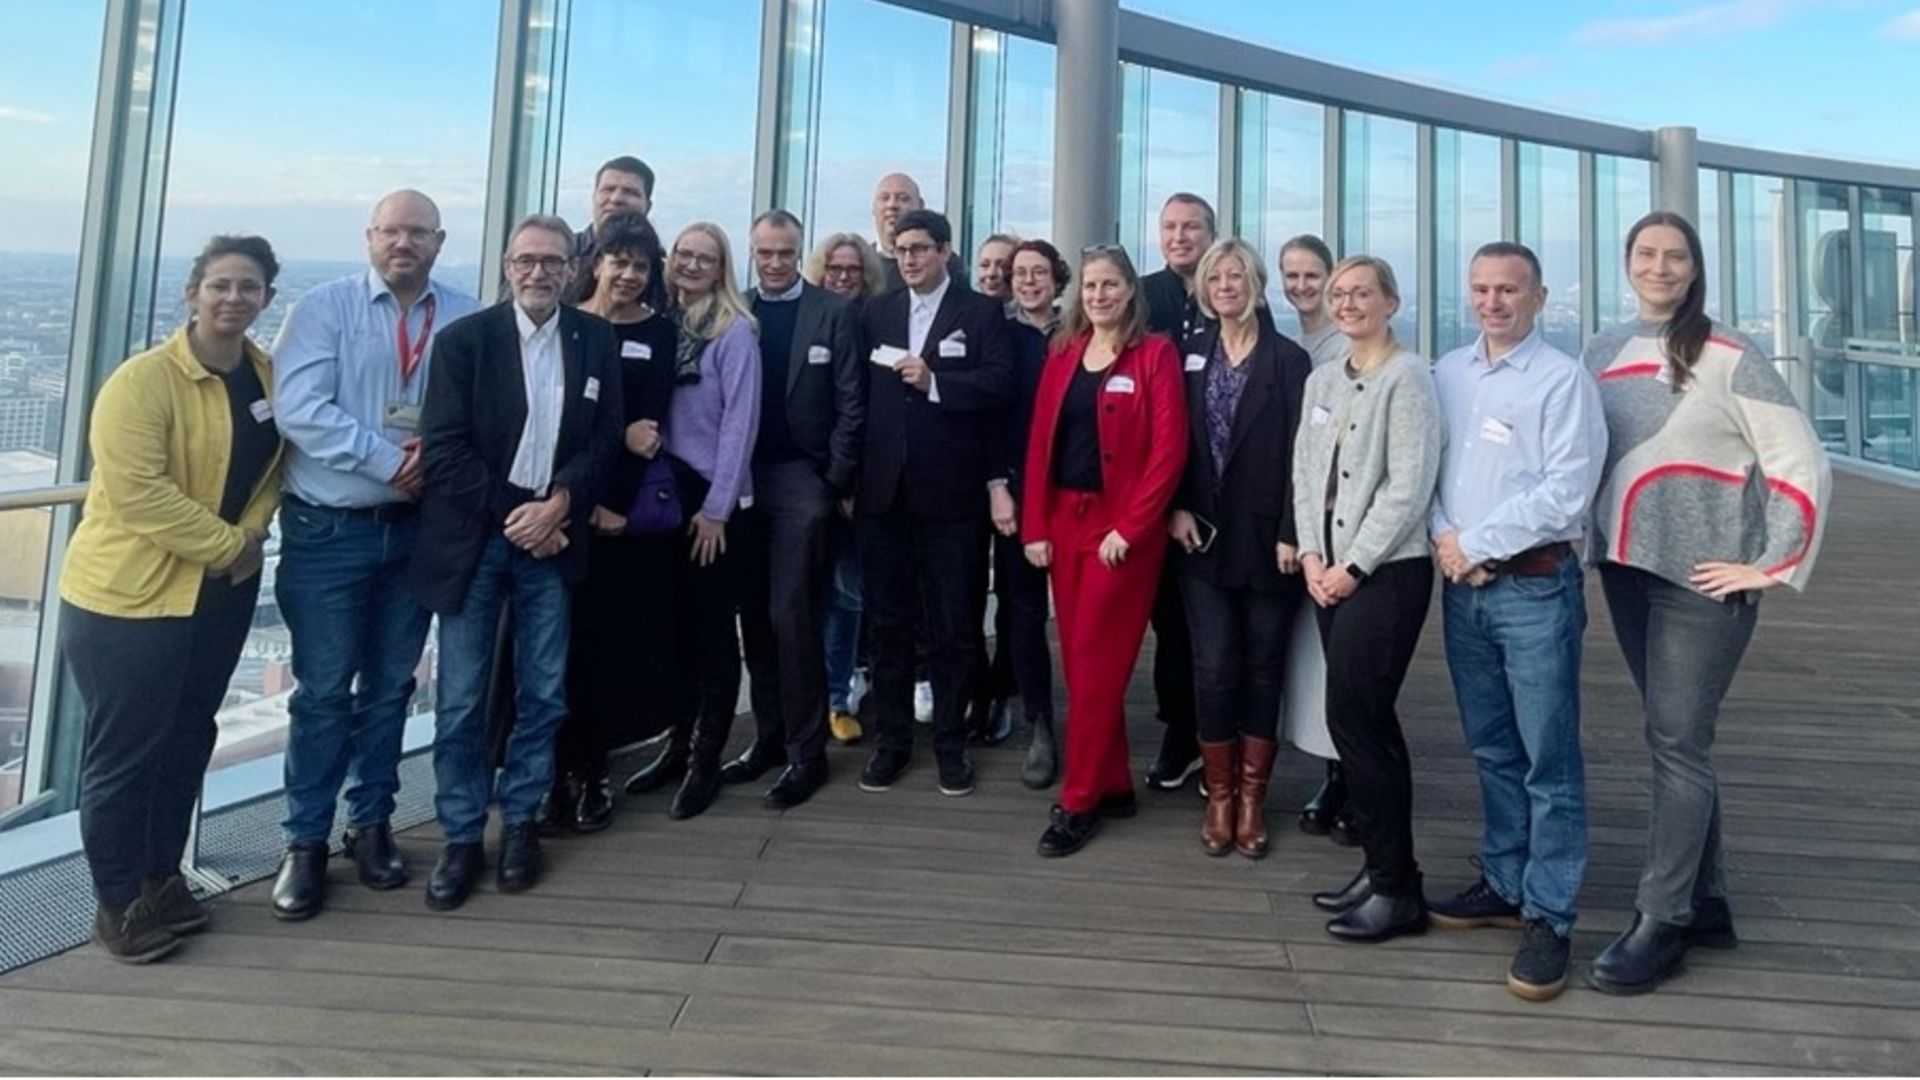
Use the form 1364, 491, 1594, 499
508, 303, 567, 495
907, 275, 952, 403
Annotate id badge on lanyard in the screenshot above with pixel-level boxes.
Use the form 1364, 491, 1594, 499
386, 295, 436, 434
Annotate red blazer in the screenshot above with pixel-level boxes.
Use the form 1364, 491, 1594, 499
1021, 331, 1189, 551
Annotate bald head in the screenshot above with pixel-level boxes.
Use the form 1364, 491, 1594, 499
366, 189, 446, 297
872, 173, 926, 252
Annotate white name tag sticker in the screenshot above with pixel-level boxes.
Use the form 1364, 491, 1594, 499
808, 345, 831, 366
938, 339, 967, 359
1184, 353, 1207, 373
1106, 375, 1137, 394
871, 344, 910, 369
249, 399, 274, 423
384, 402, 423, 432
1311, 405, 1333, 426
621, 340, 652, 360
1479, 416, 1514, 446
584, 376, 601, 402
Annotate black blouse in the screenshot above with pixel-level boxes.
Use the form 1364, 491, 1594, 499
1052, 361, 1105, 493
215, 361, 278, 523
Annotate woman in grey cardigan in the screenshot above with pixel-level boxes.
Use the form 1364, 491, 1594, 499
1291, 255, 1441, 945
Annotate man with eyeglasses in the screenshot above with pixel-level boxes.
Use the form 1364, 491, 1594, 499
855, 208, 1013, 798
1138, 192, 1218, 795
409, 215, 623, 911
564, 155, 656, 304
721, 210, 865, 809
266, 190, 480, 921
871, 172, 967, 291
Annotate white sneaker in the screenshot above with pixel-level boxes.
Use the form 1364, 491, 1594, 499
847, 669, 869, 716
914, 681, 934, 724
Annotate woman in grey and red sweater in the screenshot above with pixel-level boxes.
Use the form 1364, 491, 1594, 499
1584, 211, 1830, 996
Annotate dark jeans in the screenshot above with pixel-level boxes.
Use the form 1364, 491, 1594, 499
823, 517, 863, 713
275, 498, 431, 845
1317, 557, 1434, 897
1181, 572, 1299, 743
859, 505, 984, 760
994, 529, 1055, 721
1599, 562, 1759, 925
1151, 546, 1197, 746
65, 575, 259, 905
672, 462, 744, 753
740, 458, 836, 766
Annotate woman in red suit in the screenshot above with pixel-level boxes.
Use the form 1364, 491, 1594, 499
1023, 244, 1188, 857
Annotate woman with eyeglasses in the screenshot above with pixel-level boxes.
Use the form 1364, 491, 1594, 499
1293, 255, 1441, 944
1167, 238, 1312, 859
59, 234, 285, 962
654, 222, 761, 821
1023, 244, 1188, 856
1584, 211, 1829, 995
543, 212, 680, 832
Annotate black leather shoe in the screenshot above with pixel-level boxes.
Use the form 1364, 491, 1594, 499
624, 725, 690, 795
1144, 730, 1201, 790
270, 842, 328, 921
1686, 896, 1737, 949
1036, 804, 1100, 857
1428, 876, 1522, 930
496, 822, 542, 893
425, 842, 484, 912
859, 748, 912, 792
936, 753, 975, 797
1326, 889, 1428, 943
669, 759, 723, 820
765, 759, 828, 810
342, 821, 408, 890
719, 739, 784, 785
1590, 913, 1688, 995
1097, 791, 1138, 819
978, 698, 1015, 746
573, 775, 614, 833
536, 781, 568, 837
1299, 760, 1348, 835
1311, 869, 1373, 913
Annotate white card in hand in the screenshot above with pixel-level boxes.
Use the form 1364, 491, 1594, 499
871, 344, 911, 368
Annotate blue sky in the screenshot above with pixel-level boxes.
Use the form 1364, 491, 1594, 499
3, 0, 1917, 265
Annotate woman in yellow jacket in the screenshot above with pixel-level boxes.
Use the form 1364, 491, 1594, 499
58, 235, 285, 964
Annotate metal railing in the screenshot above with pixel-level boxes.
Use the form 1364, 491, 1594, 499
0, 484, 88, 513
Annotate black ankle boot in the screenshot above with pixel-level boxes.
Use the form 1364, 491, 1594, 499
1311, 868, 1373, 913
624, 721, 690, 795
1326, 887, 1428, 943
1299, 759, 1348, 835
670, 717, 730, 820
574, 767, 614, 833
1590, 913, 1689, 995
1021, 713, 1058, 790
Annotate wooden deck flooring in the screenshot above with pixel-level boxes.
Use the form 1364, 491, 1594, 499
4, 471, 1917, 1075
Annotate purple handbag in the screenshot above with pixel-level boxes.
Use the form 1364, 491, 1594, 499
623, 455, 683, 536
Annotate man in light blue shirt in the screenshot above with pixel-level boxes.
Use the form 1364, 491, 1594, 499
1424, 241, 1607, 1004
267, 190, 480, 921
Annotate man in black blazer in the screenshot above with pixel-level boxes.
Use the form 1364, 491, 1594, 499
727, 209, 866, 809
856, 208, 1012, 797
410, 214, 622, 911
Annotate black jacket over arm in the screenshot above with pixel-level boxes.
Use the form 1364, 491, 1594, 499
997, 318, 1049, 496
764, 282, 865, 495
857, 281, 1013, 520
410, 302, 624, 614
1174, 313, 1312, 593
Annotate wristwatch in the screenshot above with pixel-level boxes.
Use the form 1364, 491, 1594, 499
1344, 562, 1368, 583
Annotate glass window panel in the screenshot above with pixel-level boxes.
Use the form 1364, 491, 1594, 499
1797, 179, 1851, 452
1516, 142, 1580, 354
812, 0, 952, 246
1342, 113, 1420, 344
1119, 66, 1220, 275
1593, 155, 1652, 332
1238, 92, 1325, 328
1698, 168, 1724, 321
1431, 128, 1501, 354
1729, 172, 1786, 352
1859, 187, 1914, 345
968, 34, 1055, 246
559, 0, 762, 275
1862, 364, 1916, 470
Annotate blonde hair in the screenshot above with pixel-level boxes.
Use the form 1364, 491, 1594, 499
1328, 254, 1401, 351
803, 232, 886, 299
673, 222, 756, 339
1193, 238, 1268, 323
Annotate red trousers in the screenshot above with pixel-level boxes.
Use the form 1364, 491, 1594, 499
1045, 488, 1168, 814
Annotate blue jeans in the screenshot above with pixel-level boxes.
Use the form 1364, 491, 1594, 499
277, 499, 433, 845
1442, 556, 1589, 936
432, 534, 571, 844
823, 521, 863, 713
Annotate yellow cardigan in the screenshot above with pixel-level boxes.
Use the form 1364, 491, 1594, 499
59, 326, 285, 619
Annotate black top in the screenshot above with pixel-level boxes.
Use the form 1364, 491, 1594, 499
1142, 267, 1214, 342
600, 313, 678, 516
215, 361, 278, 524
1052, 362, 1105, 493
751, 295, 804, 463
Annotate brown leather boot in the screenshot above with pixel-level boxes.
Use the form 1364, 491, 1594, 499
1198, 740, 1239, 856
1235, 735, 1279, 859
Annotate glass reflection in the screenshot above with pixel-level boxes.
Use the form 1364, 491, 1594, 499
1342, 112, 1419, 344
1432, 128, 1501, 353
1238, 91, 1325, 326
1516, 142, 1580, 353
1120, 65, 1220, 275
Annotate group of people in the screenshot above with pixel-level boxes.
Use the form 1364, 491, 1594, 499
56, 153, 1830, 1005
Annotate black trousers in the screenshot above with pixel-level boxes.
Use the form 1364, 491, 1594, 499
1151, 545, 1197, 745
63, 575, 259, 906
992, 529, 1055, 721
1181, 572, 1300, 743
671, 460, 744, 755
561, 528, 676, 777
739, 458, 836, 766
859, 505, 985, 759
1316, 557, 1433, 897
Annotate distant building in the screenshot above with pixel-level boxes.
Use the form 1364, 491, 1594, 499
0, 397, 53, 452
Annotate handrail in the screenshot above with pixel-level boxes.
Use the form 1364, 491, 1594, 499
0, 483, 89, 512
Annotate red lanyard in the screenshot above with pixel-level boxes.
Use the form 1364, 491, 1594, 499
397, 294, 437, 384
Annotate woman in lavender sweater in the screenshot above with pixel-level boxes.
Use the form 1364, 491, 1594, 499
660, 222, 761, 821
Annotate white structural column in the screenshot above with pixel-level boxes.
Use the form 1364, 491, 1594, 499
1654, 125, 1701, 224
1051, 0, 1120, 255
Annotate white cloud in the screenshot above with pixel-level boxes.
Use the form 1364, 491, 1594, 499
0, 105, 54, 125
1573, 0, 1799, 46
1881, 9, 1920, 39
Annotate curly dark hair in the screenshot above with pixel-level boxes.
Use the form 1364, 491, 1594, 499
1010, 239, 1071, 299
188, 234, 280, 289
